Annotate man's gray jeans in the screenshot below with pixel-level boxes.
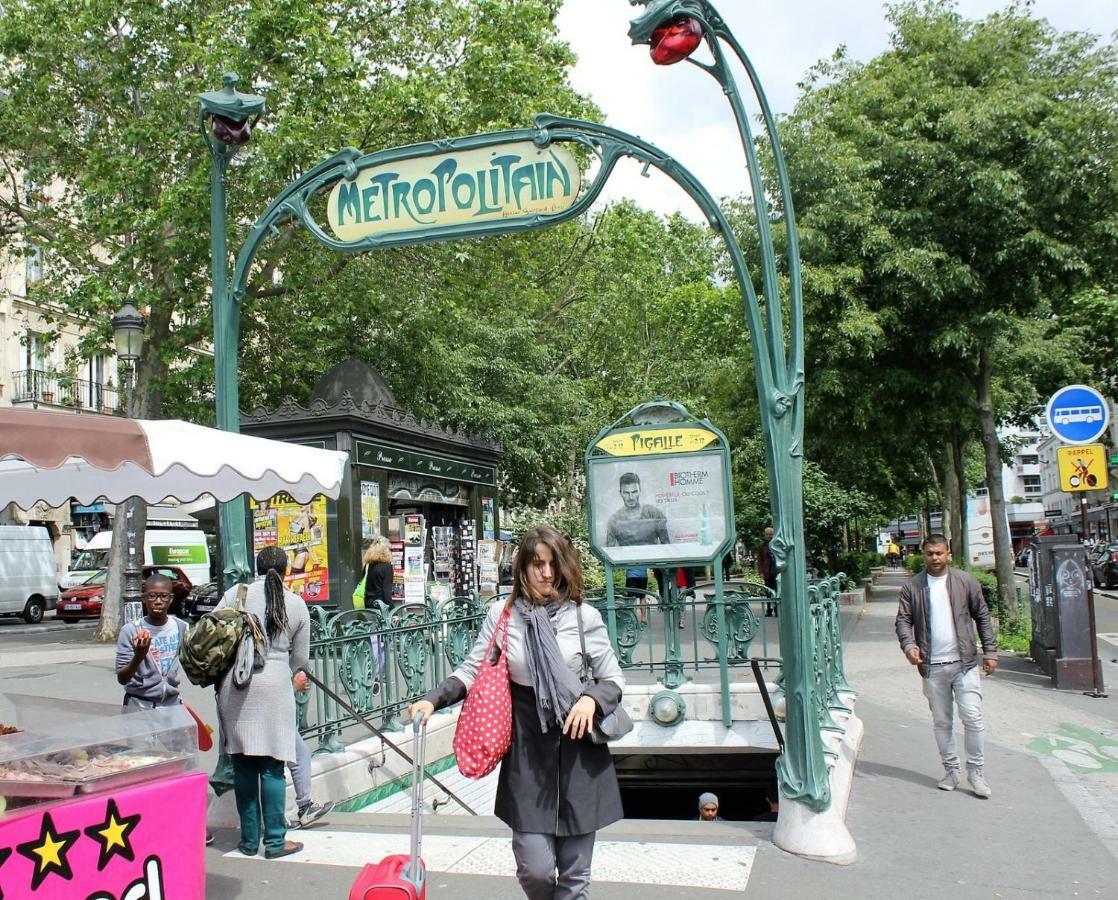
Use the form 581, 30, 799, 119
922, 661, 985, 773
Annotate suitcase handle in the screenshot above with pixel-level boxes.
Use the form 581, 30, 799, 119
406, 717, 427, 889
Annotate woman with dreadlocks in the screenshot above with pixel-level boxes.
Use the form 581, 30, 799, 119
215, 544, 310, 859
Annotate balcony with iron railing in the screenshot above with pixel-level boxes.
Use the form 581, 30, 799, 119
9, 369, 122, 414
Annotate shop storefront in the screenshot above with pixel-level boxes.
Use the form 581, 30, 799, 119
241, 360, 503, 607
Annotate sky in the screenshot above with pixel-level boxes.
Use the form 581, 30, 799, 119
555, 0, 1118, 218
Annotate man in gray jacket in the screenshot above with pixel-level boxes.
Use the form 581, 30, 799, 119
895, 534, 998, 798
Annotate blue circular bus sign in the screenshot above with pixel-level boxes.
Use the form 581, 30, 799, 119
1045, 384, 1110, 445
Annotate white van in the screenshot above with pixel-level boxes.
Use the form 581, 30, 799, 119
0, 525, 60, 623
63, 529, 211, 588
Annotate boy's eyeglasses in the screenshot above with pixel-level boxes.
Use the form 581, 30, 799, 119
144, 592, 173, 600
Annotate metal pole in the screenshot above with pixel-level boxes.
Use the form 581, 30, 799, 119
207, 136, 252, 588
1084, 579, 1107, 698
712, 564, 732, 727
121, 363, 143, 623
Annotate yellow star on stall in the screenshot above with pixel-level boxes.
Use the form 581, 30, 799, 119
16, 812, 80, 890
32, 832, 65, 867
84, 798, 141, 871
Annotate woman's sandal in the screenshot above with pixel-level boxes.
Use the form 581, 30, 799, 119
264, 840, 303, 860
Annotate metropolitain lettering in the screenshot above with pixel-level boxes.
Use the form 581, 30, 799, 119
335, 151, 574, 228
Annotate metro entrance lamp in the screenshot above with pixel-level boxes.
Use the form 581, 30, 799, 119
199, 74, 266, 587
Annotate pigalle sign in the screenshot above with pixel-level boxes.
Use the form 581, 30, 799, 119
327, 141, 581, 244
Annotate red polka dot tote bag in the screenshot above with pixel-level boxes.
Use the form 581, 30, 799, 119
453, 610, 512, 779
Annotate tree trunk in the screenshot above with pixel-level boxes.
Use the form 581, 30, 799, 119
943, 436, 966, 560
952, 434, 969, 562
972, 348, 1016, 617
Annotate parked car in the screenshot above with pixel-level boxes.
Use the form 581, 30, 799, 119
183, 581, 221, 622
1090, 543, 1118, 590
55, 565, 192, 622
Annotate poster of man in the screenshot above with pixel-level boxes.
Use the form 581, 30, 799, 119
251, 493, 331, 603
590, 454, 728, 566
606, 473, 670, 548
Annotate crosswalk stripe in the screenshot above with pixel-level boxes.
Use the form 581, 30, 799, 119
224, 830, 756, 892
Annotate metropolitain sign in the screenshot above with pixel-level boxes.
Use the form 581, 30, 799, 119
327, 141, 581, 244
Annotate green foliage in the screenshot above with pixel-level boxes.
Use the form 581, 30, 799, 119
905, 554, 926, 574
775, 1, 1118, 607
831, 551, 877, 582
503, 500, 605, 591
997, 606, 1031, 654
0, 0, 597, 431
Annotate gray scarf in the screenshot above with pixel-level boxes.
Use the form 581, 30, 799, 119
514, 596, 585, 733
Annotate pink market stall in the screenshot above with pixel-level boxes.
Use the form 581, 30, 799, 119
0, 408, 348, 899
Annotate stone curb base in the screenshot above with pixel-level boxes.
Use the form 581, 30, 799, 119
208, 707, 462, 828
772, 693, 863, 865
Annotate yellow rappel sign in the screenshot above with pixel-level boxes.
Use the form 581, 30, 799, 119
595, 426, 719, 457
1057, 444, 1109, 492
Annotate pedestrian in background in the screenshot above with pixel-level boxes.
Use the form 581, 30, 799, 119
895, 534, 998, 798
410, 525, 625, 900
698, 792, 722, 821
363, 536, 396, 610
115, 573, 188, 708
216, 545, 310, 859
285, 670, 334, 830
757, 526, 778, 616
887, 539, 901, 568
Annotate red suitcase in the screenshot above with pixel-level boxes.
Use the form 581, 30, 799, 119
349, 719, 428, 900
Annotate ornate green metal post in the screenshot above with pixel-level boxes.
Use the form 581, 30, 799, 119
198, 74, 265, 587
628, 0, 830, 813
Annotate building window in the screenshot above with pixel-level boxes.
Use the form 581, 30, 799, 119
86, 355, 107, 407
1022, 475, 1042, 496
24, 243, 43, 285
1018, 454, 1038, 467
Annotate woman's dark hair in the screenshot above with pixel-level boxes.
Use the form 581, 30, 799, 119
507, 525, 583, 609
256, 544, 290, 640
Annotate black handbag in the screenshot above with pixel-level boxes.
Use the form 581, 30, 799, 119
575, 603, 634, 744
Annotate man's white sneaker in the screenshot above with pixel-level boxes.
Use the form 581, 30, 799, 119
968, 772, 992, 798
937, 771, 961, 791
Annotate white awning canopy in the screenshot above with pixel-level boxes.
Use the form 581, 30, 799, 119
0, 409, 349, 509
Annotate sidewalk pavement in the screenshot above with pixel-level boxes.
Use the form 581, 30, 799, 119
746, 569, 1118, 899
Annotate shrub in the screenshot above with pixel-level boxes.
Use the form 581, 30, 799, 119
997, 607, 1031, 653
905, 554, 925, 574
834, 551, 872, 581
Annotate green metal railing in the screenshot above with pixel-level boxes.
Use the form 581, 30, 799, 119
297, 574, 854, 754
585, 582, 782, 687
297, 596, 488, 752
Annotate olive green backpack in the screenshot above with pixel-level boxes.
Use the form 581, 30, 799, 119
179, 584, 250, 688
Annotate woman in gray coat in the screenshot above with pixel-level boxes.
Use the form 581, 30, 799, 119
216, 544, 310, 859
411, 525, 625, 899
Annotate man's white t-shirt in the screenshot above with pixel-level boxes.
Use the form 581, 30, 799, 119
927, 573, 958, 663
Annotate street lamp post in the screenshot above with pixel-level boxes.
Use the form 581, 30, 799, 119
627, 0, 852, 860
111, 301, 146, 623
198, 74, 265, 589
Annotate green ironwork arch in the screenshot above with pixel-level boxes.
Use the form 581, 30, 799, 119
215, 113, 827, 812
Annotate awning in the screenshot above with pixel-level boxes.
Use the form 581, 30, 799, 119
0, 409, 349, 509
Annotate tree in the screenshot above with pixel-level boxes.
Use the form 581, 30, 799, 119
776, 1, 1118, 613
0, 0, 596, 636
